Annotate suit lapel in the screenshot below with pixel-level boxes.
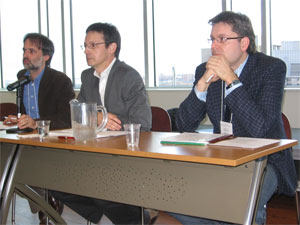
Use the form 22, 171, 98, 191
239, 53, 256, 84
104, 59, 120, 105
91, 71, 102, 105
38, 67, 50, 105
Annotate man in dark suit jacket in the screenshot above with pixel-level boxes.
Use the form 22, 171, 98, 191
171, 11, 297, 225
16, 66, 75, 130
4, 33, 75, 223
5, 33, 75, 130
51, 22, 155, 225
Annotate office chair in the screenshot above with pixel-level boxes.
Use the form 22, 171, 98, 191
266, 113, 299, 224
151, 106, 172, 132
167, 108, 179, 132
0, 102, 17, 121
281, 112, 292, 139
281, 113, 299, 224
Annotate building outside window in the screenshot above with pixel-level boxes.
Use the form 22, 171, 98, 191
270, 0, 300, 87
151, 0, 221, 87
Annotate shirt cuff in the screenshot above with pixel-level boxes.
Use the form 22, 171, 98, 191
225, 82, 243, 97
194, 87, 207, 102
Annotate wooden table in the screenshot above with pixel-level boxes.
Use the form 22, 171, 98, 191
0, 131, 297, 225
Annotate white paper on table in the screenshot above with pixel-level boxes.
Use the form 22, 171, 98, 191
49, 129, 73, 137
208, 137, 280, 149
49, 129, 126, 139
160, 132, 230, 146
17, 133, 39, 138
96, 130, 126, 138
0, 121, 17, 130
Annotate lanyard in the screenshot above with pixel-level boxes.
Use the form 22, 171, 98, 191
220, 81, 232, 123
220, 81, 224, 122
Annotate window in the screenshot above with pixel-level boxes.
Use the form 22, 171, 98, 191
291, 63, 300, 77
48, 0, 64, 73
270, 0, 300, 87
71, 0, 144, 88
0, 0, 38, 86
1, 0, 300, 89
231, 0, 261, 50
151, 0, 221, 87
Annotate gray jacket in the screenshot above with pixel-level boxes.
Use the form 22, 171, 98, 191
77, 59, 152, 131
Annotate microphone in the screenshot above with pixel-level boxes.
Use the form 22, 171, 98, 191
7, 76, 32, 91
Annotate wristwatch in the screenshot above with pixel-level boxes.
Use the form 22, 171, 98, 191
226, 80, 240, 90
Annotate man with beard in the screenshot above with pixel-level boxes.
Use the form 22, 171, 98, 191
4, 33, 75, 224
4, 33, 75, 130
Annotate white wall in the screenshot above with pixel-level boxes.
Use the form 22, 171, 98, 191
1, 88, 299, 128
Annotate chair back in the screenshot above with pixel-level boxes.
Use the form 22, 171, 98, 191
167, 108, 179, 131
280, 113, 300, 223
281, 112, 292, 139
0, 103, 17, 121
151, 106, 172, 132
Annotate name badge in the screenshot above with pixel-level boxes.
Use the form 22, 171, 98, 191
220, 121, 233, 134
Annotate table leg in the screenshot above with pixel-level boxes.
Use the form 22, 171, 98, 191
243, 157, 267, 225
0, 144, 22, 224
0, 144, 19, 197
14, 184, 66, 225
0, 144, 66, 225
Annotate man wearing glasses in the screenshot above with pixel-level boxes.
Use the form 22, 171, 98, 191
77, 22, 152, 132
172, 11, 297, 225
51, 22, 156, 225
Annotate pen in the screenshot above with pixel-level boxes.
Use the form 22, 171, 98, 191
208, 134, 234, 144
160, 141, 206, 146
3, 116, 17, 121
3, 116, 18, 125
58, 136, 75, 140
206, 74, 214, 83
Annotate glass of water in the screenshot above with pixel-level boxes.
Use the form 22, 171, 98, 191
36, 120, 51, 141
123, 124, 141, 148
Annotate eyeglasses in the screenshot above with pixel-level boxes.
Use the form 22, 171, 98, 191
81, 42, 106, 50
208, 36, 244, 44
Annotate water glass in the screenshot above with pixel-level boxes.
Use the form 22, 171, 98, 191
36, 120, 51, 141
124, 124, 141, 148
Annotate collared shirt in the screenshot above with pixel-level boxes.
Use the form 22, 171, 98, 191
194, 56, 249, 102
23, 69, 45, 119
93, 58, 116, 106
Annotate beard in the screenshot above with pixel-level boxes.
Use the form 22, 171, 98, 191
23, 57, 43, 71
24, 63, 40, 70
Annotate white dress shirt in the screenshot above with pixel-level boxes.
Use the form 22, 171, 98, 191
93, 58, 116, 106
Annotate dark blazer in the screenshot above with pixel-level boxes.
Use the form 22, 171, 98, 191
176, 52, 297, 195
18, 67, 75, 130
77, 59, 152, 131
